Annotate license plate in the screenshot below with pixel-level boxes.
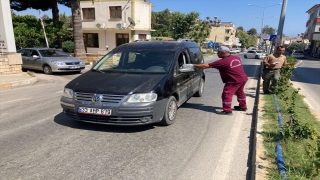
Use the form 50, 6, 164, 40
69, 66, 80, 69
78, 107, 112, 116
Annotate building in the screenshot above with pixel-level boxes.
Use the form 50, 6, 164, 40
207, 22, 237, 47
305, 4, 320, 54
80, 0, 153, 54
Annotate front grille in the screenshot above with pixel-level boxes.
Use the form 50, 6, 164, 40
75, 92, 126, 105
66, 62, 80, 65
77, 114, 149, 124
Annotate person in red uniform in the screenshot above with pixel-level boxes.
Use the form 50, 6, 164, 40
192, 46, 248, 115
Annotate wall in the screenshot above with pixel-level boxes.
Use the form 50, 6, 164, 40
208, 25, 236, 46
0, 0, 17, 53
0, 54, 23, 74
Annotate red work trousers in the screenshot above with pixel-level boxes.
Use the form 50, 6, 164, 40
221, 81, 247, 112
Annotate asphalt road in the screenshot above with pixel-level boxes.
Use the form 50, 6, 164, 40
0, 55, 262, 180
290, 57, 320, 120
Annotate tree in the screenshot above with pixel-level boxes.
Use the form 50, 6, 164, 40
236, 29, 257, 48
70, 0, 86, 61
237, 26, 244, 31
151, 9, 174, 37
187, 18, 211, 46
171, 11, 199, 39
247, 28, 257, 36
262, 25, 276, 35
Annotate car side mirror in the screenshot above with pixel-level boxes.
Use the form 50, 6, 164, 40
179, 64, 194, 73
32, 55, 40, 59
92, 60, 98, 66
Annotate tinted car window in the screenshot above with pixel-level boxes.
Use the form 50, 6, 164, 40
93, 49, 175, 74
294, 51, 303, 54
18, 49, 29, 56
256, 51, 263, 53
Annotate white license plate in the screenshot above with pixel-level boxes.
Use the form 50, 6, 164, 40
78, 107, 112, 116
69, 66, 80, 69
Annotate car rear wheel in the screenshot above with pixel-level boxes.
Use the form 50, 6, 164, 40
159, 96, 177, 126
255, 55, 259, 59
43, 65, 52, 75
244, 55, 247, 58
194, 78, 204, 97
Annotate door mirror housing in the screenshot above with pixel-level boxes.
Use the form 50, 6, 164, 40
179, 64, 194, 73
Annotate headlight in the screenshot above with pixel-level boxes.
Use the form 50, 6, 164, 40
80, 61, 85, 65
127, 93, 157, 103
62, 88, 74, 98
51, 60, 66, 65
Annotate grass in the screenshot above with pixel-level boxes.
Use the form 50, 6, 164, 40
261, 86, 320, 180
26, 70, 36, 77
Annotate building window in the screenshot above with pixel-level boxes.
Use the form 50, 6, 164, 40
138, 34, 147, 41
83, 33, 99, 47
110, 6, 122, 19
82, 8, 95, 20
225, 29, 230, 34
225, 37, 230, 42
116, 33, 129, 46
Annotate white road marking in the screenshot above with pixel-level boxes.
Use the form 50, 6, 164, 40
211, 65, 257, 180
0, 98, 31, 104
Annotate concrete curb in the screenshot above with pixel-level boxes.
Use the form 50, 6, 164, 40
0, 76, 38, 90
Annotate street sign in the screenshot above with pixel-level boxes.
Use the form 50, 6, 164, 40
208, 41, 214, 48
269, 34, 277, 42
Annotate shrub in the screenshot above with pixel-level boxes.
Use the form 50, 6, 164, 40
62, 41, 74, 53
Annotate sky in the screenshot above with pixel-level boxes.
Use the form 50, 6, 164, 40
13, 0, 320, 37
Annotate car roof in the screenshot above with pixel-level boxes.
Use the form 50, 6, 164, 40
19, 48, 58, 51
116, 41, 200, 51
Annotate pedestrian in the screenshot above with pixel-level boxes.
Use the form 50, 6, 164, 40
192, 46, 248, 115
262, 46, 296, 94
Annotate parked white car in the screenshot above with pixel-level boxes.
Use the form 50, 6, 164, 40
291, 50, 305, 59
234, 48, 241, 53
230, 49, 237, 54
244, 50, 266, 59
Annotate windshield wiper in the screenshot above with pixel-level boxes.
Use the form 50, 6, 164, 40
91, 69, 105, 73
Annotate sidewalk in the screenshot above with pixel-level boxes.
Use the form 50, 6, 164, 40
0, 72, 38, 90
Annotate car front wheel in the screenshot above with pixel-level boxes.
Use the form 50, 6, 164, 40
194, 78, 204, 97
159, 96, 178, 126
43, 65, 52, 75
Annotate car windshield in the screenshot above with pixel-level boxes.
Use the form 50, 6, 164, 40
39, 50, 69, 57
294, 51, 303, 54
92, 49, 175, 74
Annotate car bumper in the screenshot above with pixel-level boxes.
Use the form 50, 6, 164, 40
259, 56, 266, 59
60, 96, 167, 126
51, 64, 85, 72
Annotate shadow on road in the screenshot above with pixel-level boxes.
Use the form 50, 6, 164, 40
292, 67, 320, 85
54, 112, 155, 133
180, 102, 219, 113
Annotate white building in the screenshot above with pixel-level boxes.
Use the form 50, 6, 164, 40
80, 0, 153, 54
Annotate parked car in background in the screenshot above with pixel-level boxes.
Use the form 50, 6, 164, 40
60, 41, 206, 126
17, 48, 85, 74
230, 49, 237, 54
291, 50, 305, 59
244, 50, 267, 59
234, 48, 241, 53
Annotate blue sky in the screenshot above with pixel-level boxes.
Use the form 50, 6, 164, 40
13, 0, 320, 37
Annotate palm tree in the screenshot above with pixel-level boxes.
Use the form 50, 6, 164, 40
70, 0, 86, 61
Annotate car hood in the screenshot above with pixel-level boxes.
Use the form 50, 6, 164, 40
66, 71, 167, 95
44, 57, 82, 61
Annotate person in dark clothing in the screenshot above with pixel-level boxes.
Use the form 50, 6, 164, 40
192, 46, 248, 115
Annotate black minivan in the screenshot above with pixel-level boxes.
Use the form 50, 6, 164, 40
60, 41, 205, 126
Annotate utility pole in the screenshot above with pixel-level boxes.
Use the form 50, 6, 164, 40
276, 0, 288, 47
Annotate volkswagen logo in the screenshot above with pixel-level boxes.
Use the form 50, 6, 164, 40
92, 94, 103, 103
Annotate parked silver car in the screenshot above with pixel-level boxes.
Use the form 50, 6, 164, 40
244, 50, 266, 59
291, 50, 305, 59
18, 48, 85, 74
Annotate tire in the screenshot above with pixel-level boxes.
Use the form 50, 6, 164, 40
194, 78, 204, 97
75, 70, 81, 74
43, 65, 52, 75
255, 55, 259, 59
244, 55, 247, 58
159, 96, 178, 126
